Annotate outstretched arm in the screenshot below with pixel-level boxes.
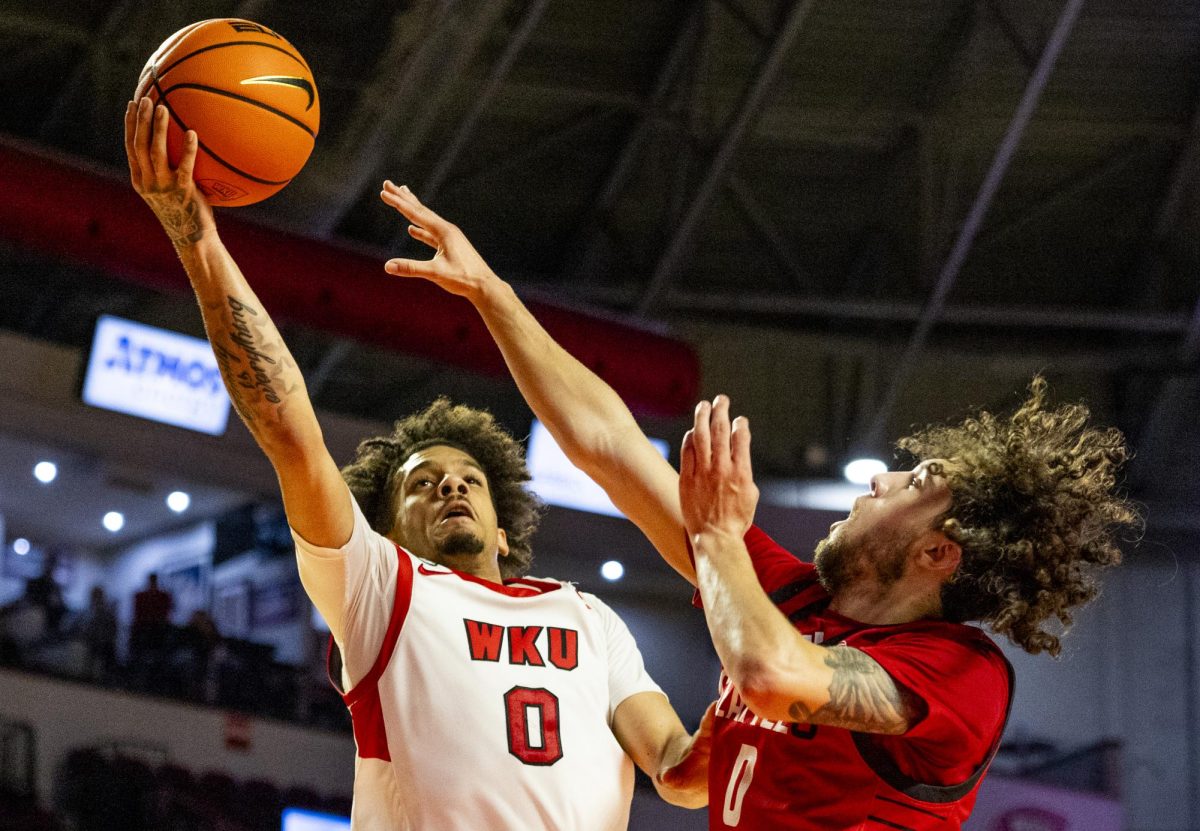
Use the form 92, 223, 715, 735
125, 99, 352, 631
612, 694, 713, 808
380, 183, 695, 583
681, 396, 918, 735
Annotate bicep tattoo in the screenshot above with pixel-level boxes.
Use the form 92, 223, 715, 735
787, 646, 914, 735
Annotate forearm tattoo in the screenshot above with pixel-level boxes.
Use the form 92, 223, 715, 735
210, 296, 294, 425
149, 190, 207, 247
787, 646, 910, 735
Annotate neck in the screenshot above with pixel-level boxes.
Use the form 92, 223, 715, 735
427, 547, 505, 584
828, 578, 943, 625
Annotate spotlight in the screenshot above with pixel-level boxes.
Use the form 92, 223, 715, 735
167, 491, 191, 513
843, 458, 886, 485
12, 538, 30, 556
600, 560, 624, 581
33, 461, 57, 484
102, 512, 125, 533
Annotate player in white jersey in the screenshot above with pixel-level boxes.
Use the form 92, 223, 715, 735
124, 98, 711, 830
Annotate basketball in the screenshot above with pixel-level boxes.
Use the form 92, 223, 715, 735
135, 19, 320, 207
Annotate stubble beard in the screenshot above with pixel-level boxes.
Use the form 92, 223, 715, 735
436, 530, 486, 559
814, 530, 910, 596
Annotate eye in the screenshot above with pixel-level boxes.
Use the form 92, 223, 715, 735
907, 474, 920, 489
465, 476, 482, 486
414, 477, 434, 488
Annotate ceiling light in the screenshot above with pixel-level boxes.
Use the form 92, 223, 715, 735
600, 560, 624, 581
12, 538, 30, 556
33, 461, 57, 483
102, 511, 125, 533
843, 458, 886, 485
166, 491, 191, 513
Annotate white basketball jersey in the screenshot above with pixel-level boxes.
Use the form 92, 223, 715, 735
335, 542, 659, 831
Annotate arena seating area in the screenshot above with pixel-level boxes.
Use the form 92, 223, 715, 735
56, 747, 350, 831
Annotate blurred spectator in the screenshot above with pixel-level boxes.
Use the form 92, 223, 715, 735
172, 610, 221, 701
130, 573, 173, 690
77, 586, 118, 683
24, 554, 65, 635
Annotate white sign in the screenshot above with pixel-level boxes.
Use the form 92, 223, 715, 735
282, 808, 351, 831
82, 315, 231, 436
526, 419, 669, 518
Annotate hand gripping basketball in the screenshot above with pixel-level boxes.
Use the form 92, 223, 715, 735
124, 97, 215, 248
380, 181, 500, 302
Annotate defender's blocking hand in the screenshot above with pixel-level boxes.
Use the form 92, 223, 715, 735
680, 395, 759, 540
380, 182, 498, 301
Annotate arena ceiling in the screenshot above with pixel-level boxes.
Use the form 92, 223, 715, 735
0, 0, 1197, 553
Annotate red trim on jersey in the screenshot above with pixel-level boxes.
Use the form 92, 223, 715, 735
416, 562, 563, 597
339, 542, 416, 762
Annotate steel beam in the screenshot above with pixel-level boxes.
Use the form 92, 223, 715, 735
438, 107, 622, 198
857, 0, 1088, 450
656, 290, 1191, 336
39, 1, 140, 139
973, 141, 1145, 256
298, 1, 513, 236
416, 0, 553, 204
982, 0, 1039, 71
636, 0, 818, 316
566, 5, 706, 281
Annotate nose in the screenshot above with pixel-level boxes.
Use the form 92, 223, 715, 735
869, 474, 883, 497
439, 475, 468, 497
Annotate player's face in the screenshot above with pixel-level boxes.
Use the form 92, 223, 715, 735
389, 445, 508, 568
814, 460, 954, 593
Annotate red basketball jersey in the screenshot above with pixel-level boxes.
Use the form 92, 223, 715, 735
701, 527, 1012, 830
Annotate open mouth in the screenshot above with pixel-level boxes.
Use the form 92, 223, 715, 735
439, 504, 474, 523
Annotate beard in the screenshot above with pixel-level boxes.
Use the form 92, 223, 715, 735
436, 529, 486, 558
813, 528, 910, 595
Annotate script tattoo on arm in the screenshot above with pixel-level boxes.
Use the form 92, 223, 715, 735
787, 646, 913, 735
210, 296, 296, 427
147, 190, 208, 248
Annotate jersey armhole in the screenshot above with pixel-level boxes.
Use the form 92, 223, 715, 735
332, 543, 415, 705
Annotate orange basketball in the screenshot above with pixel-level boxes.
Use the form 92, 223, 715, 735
136, 19, 320, 207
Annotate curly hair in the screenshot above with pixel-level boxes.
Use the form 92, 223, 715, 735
340, 398, 541, 578
896, 377, 1140, 656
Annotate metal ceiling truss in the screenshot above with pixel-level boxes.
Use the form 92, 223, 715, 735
565, 3, 708, 283
417, 0, 553, 203
636, 0, 819, 316
1129, 82, 1200, 490
299, 0, 514, 236
855, 0, 1089, 452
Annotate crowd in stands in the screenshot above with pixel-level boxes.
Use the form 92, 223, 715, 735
0, 564, 348, 732
57, 748, 350, 831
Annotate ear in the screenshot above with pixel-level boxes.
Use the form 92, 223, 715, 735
917, 531, 961, 579
496, 528, 510, 559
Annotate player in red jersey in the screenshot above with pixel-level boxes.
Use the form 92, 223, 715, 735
381, 184, 1139, 829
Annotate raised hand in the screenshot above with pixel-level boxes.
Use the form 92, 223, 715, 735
679, 395, 759, 540
380, 181, 498, 301
124, 98, 214, 247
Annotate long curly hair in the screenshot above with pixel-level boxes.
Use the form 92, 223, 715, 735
340, 398, 541, 578
896, 377, 1140, 656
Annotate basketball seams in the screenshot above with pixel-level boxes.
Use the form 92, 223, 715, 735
151, 76, 292, 188
160, 82, 317, 138
157, 40, 311, 84
140, 19, 318, 206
